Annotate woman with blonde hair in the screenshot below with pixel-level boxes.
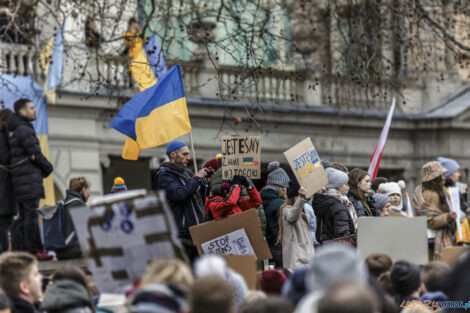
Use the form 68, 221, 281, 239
277, 185, 314, 273
130, 258, 193, 313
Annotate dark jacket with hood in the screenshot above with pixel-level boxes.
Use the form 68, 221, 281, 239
7, 113, 53, 202
260, 186, 285, 246
313, 193, 355, 242
153, 162, 206, 238
54, 189, 87, 260
0, 123, 17, 217
42, 279, 93, 313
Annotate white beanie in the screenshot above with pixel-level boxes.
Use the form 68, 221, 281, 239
378, 180, 405, 197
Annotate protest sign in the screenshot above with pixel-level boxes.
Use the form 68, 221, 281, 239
201, 229, 255, 256
70, 190, 186, 293
448, 186, 463, 240
189, 209, 271, 260
221, 136, 261, 179
283, 137, 328, 198
222, 255, 257, 289
357, 217, 428, 264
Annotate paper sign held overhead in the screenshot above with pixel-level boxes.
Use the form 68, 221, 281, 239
201, 229, 255, 257
284, 137, 328, 198
222, 136, 261, 179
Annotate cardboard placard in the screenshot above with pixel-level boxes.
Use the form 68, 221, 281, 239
441, 246, 470, 267
221, 136, 261, 179
189, 209, 271, 260
357, 217, 428, 265
283, 137, 328, 198
222, 255, 257, 290
70, 190, 186, 293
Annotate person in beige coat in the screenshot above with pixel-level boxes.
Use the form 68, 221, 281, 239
277, 186, 314, 272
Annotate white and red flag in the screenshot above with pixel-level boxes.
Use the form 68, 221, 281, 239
368, 98, 396, 179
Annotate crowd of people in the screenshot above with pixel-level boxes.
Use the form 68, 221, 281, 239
1, 98, 470, 313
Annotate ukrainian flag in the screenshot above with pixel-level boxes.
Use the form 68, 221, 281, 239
130, 33, 168, 91
40, 25, 65, 105
109, 64, 191, 160
0, 74, 55, 206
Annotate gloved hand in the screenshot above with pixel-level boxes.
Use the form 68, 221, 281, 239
241, 176, 251, 188
232, 175, 243, 186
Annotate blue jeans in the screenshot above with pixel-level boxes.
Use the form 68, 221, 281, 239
13, 199, 41, 253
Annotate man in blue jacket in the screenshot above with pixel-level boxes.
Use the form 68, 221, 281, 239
153, 140, 208, 261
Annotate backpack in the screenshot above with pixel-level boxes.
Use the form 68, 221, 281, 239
38, 198, 81, 250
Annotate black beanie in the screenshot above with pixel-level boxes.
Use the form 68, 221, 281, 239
282, 164, 300, 198
390, 260, 422, 296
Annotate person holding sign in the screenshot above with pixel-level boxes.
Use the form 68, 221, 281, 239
153, 140, 209, 262
313, 168, 357, 243
277, 184, 314, 272
205, 175, 262, 220
412, 161, 457, 261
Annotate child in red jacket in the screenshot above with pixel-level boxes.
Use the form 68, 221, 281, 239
205, 175, 262, 220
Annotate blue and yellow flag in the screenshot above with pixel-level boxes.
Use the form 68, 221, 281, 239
40, 25, 65, 105
109, 64, 191, 160
130, 33, 168, 91
0, 74, 55, 206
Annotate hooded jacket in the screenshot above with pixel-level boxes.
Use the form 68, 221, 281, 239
7, 113, 53, 202
205, 185, 262, 220
260, 186, 285, 246
313, 193, 355, 242
153, 162, 206, 238
42, 279, 92, 313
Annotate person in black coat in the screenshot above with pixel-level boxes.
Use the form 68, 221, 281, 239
153, 140, 208, 262
313, 168, 357, 242
0, 108, 17, 253
8, 99, 53, 260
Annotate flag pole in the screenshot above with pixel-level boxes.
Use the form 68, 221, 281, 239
188, 132, 198, 174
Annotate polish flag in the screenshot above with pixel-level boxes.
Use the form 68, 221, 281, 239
368, 98, 396, 179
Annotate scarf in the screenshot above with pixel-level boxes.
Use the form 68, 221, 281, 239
325, 188, 358, 231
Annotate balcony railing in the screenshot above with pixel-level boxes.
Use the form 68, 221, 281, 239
0, 42, 42, 80
0, 42, 395, 110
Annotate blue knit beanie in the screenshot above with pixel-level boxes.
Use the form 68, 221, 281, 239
437, 157, 459, 177
166, 140, 187, 155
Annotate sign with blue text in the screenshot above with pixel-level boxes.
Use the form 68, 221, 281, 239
284, 137, 328, 198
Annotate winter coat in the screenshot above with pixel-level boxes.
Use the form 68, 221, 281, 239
54, 189, 86, 260
280, 197, 314, 272
11, 297, 42, 313
313, 193, 356, 242
260, 186, 285, 246
42, 279, 93, 313
0, 131, 17, 216
304, 201, 319, 245
153, 162, 206, 238
348, 191, 374, 217
7, 113, 53, 202
210, 169, 266, 235
205, 185, 262, 220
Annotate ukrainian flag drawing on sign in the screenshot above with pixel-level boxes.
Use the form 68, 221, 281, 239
243, 157, 254, 166
109, 64, 191, 160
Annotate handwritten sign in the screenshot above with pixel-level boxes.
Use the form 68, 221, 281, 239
283, 138, 327, 198
221, 136, 261, 179
201, 229, 255, 256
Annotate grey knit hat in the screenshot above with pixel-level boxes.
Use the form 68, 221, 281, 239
372, 193, 391, 211
325, 168, 349, 189
267, 161, 290, 188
